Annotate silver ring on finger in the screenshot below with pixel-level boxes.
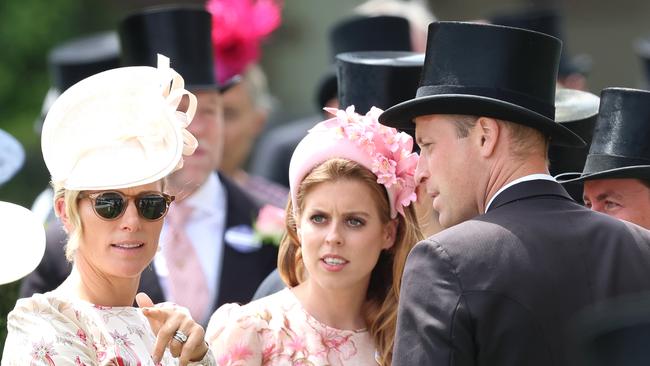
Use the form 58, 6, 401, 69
173, 330, 188, 344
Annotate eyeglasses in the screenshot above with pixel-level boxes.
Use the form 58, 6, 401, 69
79, 191, 175, 221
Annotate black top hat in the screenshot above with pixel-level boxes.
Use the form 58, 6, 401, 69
330, 16, 412, 57
336, 51, 423, 114
489, 7, 591, 78
558, 88, 650, 183
119, 6, 223, 91
48, 31, 120, 92
379, 21, 585, 147
315, 15, 412, 110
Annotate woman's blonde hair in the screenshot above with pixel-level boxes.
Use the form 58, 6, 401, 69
278, 158, 423, 365
52, 182, 82, 261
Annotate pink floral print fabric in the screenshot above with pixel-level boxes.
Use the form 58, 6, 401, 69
206, 289, 378, 366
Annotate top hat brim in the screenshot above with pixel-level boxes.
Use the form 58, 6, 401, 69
557, 165, 650, 184
189, 74, 240, 93
379, 93, 586, 147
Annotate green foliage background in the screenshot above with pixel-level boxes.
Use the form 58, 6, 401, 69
0, 0, 117, 353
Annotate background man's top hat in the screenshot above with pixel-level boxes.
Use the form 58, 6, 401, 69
48, 31, 120, 93
489, 7, 591, 79
316, 15, 412, 110
379, 21, 584, 147
558, 88, 650, 183
38, 31, 121, 132
119, 5, 225, 91
549, 89, 599, 200
336, 51, 423, 114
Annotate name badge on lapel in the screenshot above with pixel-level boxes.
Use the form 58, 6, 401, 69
224, 225, 263, 253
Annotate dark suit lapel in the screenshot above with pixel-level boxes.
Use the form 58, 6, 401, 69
215, 173, 264, 306
487, 179, 574, 213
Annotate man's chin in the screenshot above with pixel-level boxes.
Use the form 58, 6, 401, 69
168, 169, 211, 195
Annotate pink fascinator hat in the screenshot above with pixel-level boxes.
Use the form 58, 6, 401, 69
41, 54, 198, 190
289, 106, 419, 218
207, 0, 283, 84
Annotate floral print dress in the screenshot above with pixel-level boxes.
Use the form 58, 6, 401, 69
206, 288, 378, 366
1, 292, 212, 366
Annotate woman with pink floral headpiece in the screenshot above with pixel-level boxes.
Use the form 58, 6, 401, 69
205, 106, 423, 365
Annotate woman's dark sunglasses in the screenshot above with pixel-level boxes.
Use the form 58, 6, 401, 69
79, 191, 175, 221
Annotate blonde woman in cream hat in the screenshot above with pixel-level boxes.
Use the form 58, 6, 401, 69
2, 55, 216, 366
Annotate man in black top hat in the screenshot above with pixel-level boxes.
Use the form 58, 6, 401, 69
559, 88, 650, 229
379, 21, 650, 366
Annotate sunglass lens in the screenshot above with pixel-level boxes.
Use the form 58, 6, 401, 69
94, 192, 125, 219
137, 194, 168, 220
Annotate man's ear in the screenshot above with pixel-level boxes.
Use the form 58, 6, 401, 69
476, 117, 500, 158
54, 197, 72, 234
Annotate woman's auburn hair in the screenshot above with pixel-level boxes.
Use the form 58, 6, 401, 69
278, 158, 423, 366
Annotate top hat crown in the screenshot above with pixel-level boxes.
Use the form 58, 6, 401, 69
558, 88, 650, 183
48, 31, 121, 92
119, 6, 221, 90
316, 15, 412, 109
329, 15, 412, 58
489, 7, 590, 78
336, 51, 423, 114
379, 21, 584, 147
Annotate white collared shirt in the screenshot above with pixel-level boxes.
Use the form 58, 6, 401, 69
155, 172, 226, 321
485, 173, 556, 212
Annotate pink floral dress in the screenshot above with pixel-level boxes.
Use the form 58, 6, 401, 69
206, 288, 378, 366
1, 292, 213, 366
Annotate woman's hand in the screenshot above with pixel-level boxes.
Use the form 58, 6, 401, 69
136, 292, 209, 365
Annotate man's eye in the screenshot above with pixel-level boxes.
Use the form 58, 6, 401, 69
604, 201, 621, 210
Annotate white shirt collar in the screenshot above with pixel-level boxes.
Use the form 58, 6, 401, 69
485, 173, 556, 212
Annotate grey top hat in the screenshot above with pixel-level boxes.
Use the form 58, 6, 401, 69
558, 88, 650, 183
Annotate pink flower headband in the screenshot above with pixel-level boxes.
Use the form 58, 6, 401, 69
289, 106, 419, 218
206, 0, 282, 84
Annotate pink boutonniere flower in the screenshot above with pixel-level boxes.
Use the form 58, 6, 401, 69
254, 204, 286, 246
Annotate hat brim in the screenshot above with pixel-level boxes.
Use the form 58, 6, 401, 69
379, 94, 586, 147
0, 202, 45, 285
557, 165, 650, 184
188, 74, 240, 93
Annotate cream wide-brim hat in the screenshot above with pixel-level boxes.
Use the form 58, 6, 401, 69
0, 201, 46, 285
41, 55, 198, 191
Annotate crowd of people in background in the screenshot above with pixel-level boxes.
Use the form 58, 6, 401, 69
2, 0, 650, 365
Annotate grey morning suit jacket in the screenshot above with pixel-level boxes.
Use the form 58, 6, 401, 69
393, 179, 650, 366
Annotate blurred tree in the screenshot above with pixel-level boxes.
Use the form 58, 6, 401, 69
0, 0, 117, 352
